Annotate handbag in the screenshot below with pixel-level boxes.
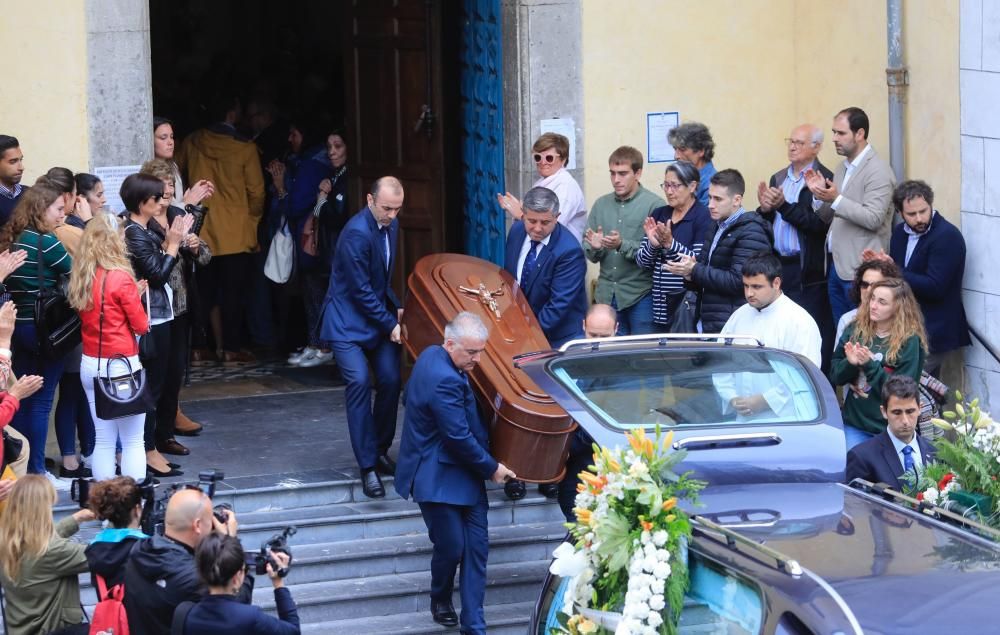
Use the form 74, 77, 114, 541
669, 291, 700, 334
33, 232, 81, 359
264, 216, 294, 283
92, 272, 154, 420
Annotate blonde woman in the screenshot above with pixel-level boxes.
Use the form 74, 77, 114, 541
68, 211, 150, 481
0, 474, 95, 635
830, 278, 927, 448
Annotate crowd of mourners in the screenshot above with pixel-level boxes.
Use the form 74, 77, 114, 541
0, 97, 970, 633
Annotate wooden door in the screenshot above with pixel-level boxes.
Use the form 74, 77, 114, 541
342, 0, 447, 293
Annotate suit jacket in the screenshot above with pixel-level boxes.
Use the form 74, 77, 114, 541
394, 345, 499, 506
320, 207, 401, 349
846, 430, 936, 491
889, 213, 971, 354
758, 160, 834, 287
503, 222, 587, 347
818, 146, 896, 280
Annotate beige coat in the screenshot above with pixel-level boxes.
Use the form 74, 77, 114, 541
818, 145, 896, 281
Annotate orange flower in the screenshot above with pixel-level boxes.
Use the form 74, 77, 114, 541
606, 457, 621, 473
644, 438, 655, 459
662, 497, 677, 512
576, 482, 586, 494
661, 430, 675, 450
575, 508, 593, 525
640, 519, 654, 532
629, 429, 646, 454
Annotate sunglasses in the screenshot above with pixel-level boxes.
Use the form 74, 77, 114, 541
150, 194, 164, 202
533, 153, 560, 164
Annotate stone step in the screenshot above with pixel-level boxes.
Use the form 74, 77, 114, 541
237, 488, 562, 546
254, 560, 550, 624
300, 600, 536, 634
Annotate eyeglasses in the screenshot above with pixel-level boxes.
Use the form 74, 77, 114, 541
661, 181, 686, 191
533, 153, 560, 164
784, 138, 809, 148
858, 281, 873, 289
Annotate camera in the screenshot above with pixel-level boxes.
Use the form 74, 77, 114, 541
246, 526, 297, 577
139, 469, 226, 536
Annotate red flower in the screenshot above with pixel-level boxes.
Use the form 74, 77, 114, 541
939, 473, 955, 489
916, 492, 924, 501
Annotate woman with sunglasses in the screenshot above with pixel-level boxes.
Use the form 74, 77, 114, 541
121, 174, 193, 478
830, 278, 926, 449
497, 132, 587, 242
635, 160, 711, 331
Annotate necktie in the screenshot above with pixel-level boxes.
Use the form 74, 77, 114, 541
380, 226, 390, 271
521, 240, 540, 288
902, 445, 914, 472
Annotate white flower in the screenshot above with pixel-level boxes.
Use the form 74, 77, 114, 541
640, 531, 651, 545
652, 530, 668, 546
922, 487, 940, 505
642, 555, 658, 573
549, 542, 589, 577
648, 594, 665, 611
653, 560, 672, 579
629, 460, 649, 478
647, 611, 664, 628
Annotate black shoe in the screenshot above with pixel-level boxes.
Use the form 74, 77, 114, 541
168, 462, 181, 469
361, 469, 385, 498
538, 482, 559, 499
59, 464, 92, 479
504, 479, 527, 500
148, 464, 184, 478
375, 453, 396, 476
431, 600, 459, 627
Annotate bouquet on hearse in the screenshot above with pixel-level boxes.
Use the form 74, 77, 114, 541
548, 426, 704, 635
903, 391, 1000, 526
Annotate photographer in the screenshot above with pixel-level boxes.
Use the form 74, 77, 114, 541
124, 487, 249, 635
85, 476, 148, 588
177, 534, 300, 634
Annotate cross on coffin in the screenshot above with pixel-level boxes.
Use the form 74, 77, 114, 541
458, 282, 505, 319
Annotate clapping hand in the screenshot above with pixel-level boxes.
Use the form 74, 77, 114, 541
9, 375, 43, 401
496, 192, 524, 221
643, 217, 673, 249
585, 226, 606, 250
0, 250, 27, 283
182, 179, 215, 207
602, 230, 622, 250
166, 213, 195, 250
805, 169, 837, 202
757, 181, 784, 212
844, 341, 873, 366
663, 253, 696, 279
0, 301, 15, 344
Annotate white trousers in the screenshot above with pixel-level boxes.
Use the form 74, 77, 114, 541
80, 355, 146, 481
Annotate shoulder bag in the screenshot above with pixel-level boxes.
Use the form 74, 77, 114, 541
669, 291, 700, 334
33, 232, 81, 359
92, 271, 155, 420
264, 215, 294, 283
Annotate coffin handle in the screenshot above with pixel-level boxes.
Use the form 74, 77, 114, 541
672, 432, 781, 451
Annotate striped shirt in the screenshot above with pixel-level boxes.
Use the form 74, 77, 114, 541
636, 201, 712, 324
7, 229, 72, 321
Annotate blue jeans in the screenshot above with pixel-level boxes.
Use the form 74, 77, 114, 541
331, 338, 401, 469
612, 293, 655, 336
828, 261, 854, 329
9, 322, 67, 474
844, 425, 875, 450
55, 371, 95, 458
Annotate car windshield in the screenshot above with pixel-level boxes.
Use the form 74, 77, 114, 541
548, 347, 820, 430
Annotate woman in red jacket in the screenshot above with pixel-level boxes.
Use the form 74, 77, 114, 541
67, 211, 150, 481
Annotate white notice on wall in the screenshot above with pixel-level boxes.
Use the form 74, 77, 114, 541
647, 112, 680, 163
539, 118, 576, 170
93, 165, 142, 213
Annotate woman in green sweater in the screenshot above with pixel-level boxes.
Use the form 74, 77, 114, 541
830, 278, 927, 449
0, 474, 95, 634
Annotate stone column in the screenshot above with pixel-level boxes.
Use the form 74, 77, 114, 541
500, 0, 585, 202
85, 0, 153, 169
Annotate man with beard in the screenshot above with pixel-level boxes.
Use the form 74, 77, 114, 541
0, 136, 26, 226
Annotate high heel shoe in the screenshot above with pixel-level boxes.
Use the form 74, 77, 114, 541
147, 464, 184, 478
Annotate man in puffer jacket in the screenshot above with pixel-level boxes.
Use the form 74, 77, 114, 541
665, 169, 774, 332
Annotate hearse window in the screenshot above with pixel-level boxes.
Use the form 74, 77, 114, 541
550, 349, 819, 430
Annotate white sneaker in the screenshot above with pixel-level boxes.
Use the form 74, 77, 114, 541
44, 471, 71, 492
287, 347, 318, 365
299, 350, 333, 367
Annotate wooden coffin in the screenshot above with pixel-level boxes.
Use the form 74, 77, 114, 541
401, 253, 576, 483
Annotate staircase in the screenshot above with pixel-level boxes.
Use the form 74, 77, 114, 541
56, 474, 565, 634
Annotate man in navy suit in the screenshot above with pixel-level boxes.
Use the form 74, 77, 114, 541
503, 186, 587, 348
887, 180, 970, 377
846, 374, 936, 491
394, 312, 516, 633
321, 176, 404, 498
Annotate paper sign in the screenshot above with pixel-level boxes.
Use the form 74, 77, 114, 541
539, 118, 577, 170
93, 165, 142, 213
647, 112, 680, 163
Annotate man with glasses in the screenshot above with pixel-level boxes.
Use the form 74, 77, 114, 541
497, 133, 587, 242
584, 146, 664, 335
757, 124, 835, 370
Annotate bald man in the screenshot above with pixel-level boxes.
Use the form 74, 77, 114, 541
756, 124, 835, 371
124, 489, 246, 635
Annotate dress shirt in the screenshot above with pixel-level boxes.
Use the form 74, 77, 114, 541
0, 182, 21, 200
516, 233, 551, 283
773, 163, 813, 256
888, 432, 924, 472
696, 162, 717, 206
708, 207, 747, 261
534, 168, 587, 242
585, 184, 663, 309
902, 210, 935, 266
820, 144, 873, 252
